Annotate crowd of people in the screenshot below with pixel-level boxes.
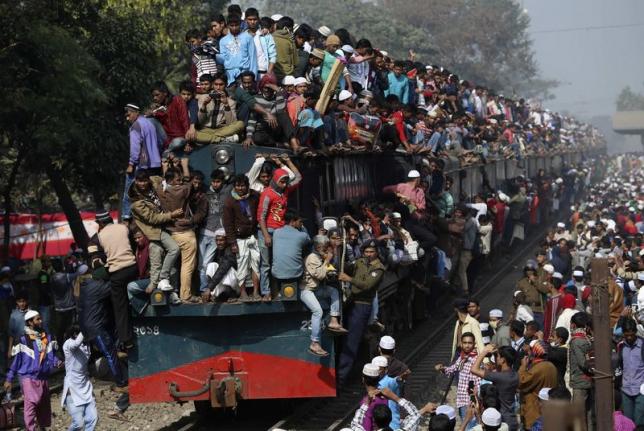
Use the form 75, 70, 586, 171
340, 154, 644, 431
0, 3, 623, 430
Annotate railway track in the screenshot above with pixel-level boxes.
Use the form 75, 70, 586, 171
272, 222, 550, 431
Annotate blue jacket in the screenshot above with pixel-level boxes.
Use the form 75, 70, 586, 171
7, 333, 61, 382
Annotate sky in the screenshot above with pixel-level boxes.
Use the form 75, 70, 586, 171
524, 0, 644, 119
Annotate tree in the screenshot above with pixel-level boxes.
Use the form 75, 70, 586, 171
265, 0, 435, 60
381, 0, 552, 96
616, 85, 644, 111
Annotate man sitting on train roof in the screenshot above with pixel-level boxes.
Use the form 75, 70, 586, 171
300, 235, 347, 357
194, 73, 246, 145
244, 74, 301, 153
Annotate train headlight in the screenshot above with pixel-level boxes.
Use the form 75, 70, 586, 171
282, 285, 296, 298
215, 149, 231, 164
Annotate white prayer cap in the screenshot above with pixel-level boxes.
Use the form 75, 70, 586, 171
317, 25, 332, 37
482, 408, 502, 426
489, 309, 503, 318
538, 387, 551, 401
362, 363, 380, 377
379, 335, 395, 350
436, 405, 456, 420
25, 310, 40, 321
371, 356, 388, 368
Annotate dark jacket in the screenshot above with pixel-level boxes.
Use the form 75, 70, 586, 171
207, 247, 237, 288
190, 187, 209, 229
154, 180, 192, 233
77, 278, 112, 341
222, 191, 260, 244
548, 345, 568, 386
50, 272, 76, 312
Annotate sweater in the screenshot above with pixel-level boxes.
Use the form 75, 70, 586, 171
95, 224, 136, 273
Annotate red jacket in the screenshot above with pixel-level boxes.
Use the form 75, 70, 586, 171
257, 169, 301, 230
153, 95, 190, 147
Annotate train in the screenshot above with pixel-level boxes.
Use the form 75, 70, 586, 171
128, 143, 603, 410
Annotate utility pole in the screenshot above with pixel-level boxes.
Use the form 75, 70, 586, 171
590, 258, 613, 431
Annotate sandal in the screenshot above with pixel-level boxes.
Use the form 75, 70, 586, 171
327, 325, 349, 334
308, 344, 329, 357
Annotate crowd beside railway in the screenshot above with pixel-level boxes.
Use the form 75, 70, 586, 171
0, 3, 622, 430
339, 154, 644, 431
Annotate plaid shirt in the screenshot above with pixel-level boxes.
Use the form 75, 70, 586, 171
350, 397, 422, 431
443, 351, 481, 408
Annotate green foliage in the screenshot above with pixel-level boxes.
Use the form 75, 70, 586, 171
616, 85, 644, 112
265, 0, 434, 60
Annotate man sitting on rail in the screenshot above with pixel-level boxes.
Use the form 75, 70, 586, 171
300, 235, 348, 357
271, 211, 310, 290
203, 228, 239, 303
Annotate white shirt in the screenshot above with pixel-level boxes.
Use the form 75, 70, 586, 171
62, 333, 94, 407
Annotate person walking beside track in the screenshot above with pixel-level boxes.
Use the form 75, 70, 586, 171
4, 310, 62, 431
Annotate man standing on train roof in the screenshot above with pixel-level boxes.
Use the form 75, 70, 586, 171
337, 240, 385, 384
4, 310, 61, 431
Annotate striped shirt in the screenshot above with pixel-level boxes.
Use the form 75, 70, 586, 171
443, 352, 481, 408
246, 93, 286, 137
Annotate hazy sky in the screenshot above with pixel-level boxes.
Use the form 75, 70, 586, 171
524, 0, 644, 119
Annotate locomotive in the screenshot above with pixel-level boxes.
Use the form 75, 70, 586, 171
128, 143, 598, 409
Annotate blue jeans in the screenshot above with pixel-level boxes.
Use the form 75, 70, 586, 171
338, 302, 372, 384
622, 392, 644, 425
122, 173, 135, 220
258, 229, 274, 296
198, 234, 218, 292
65, 395, 97, 431
126, 278, 150, 314
94, 331, 126, 387
300, 286, 341, 342
458, 406, 478, 430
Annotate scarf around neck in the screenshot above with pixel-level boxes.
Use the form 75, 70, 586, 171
25, 326, 48, 364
